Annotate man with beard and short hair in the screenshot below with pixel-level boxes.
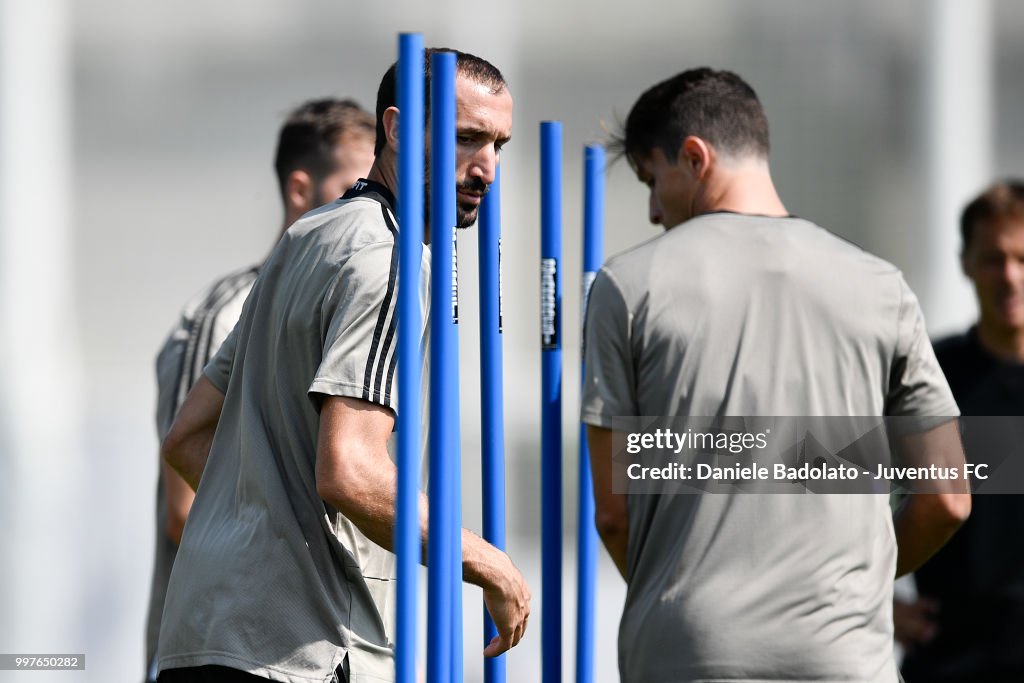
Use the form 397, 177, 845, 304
145, 97, 375, 683
156, 49, 529, 683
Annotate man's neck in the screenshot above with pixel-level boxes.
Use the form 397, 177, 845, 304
699, 159, 788, 218
366, 162, 398, 204
976, 320, 1024, 362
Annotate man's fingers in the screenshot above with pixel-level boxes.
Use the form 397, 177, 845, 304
483, 619, 527, 657
483, 634, 509, 658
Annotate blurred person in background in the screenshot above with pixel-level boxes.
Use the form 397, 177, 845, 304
582, 66, 971, 683
145, 98, 376, 683
156, 49, 529, 683
900, 179, 1024, 683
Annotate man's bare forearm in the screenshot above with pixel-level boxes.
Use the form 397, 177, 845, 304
595, 521, 629, 580
315, 395, 529, 655
893, 493, 970, 577
161, 376, 225, 491
316, 450, 514, 592
586, 425, 630, 581
162, 460, 196, 543
162, 427, 215, 491
891, 419, 971, 577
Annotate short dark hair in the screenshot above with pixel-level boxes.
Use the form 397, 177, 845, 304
960, 179, 1024, 251
273, 98, 375, 196
611, 67, 770, 168
374, 47, 507, 155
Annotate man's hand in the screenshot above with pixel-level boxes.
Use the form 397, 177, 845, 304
480, 551, 531, 657
893, 597, 939, 650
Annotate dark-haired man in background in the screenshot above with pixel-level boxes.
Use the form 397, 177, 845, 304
581, 67, 971, 682
901, 180, 1024, 683
145, 98, 376, 683
157, 49, 529, 683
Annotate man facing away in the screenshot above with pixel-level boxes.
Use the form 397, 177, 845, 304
901, 180, 1024, 683
581, 67, 971, 683
146, 98, 376, 683
156, 49, 529, 683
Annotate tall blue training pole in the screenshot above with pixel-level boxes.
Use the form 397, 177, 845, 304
540, 121, 563, 683
428, 50, 459, 683
575, 145, 604, 683
447, 60, 464, 683
478, 165, 506, 683
395, 32, 424, 683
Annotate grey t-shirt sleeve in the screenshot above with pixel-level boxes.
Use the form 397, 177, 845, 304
885, 277, 959, 418
309, 239, 398, 413
203, 322, 238, 395
581, 268, 637, 427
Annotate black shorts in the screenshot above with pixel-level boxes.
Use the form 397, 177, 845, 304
158, 662, 349, 683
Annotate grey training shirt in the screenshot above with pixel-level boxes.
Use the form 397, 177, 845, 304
581, 213, 957, 683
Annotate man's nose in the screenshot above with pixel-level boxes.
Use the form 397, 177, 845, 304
467, 146, 498, 186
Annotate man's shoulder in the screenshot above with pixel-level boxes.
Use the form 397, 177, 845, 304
286, 197, 401, 272
157, 265, 258, 348
600, 227, 672, 280
293, 195, 397, 245
178, 265, 260, 321
156, 265, 258, 369
738, 213, 903, 274
600, 213, 902, 286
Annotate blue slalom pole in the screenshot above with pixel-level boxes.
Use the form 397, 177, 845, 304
540, 121, 563, 683
448, 70, 464, 683
452, 222, 464, 683
395, 32, 424, 683
428, 50, 458, 683
479, 165, 506, 683
575, 145, 604, 683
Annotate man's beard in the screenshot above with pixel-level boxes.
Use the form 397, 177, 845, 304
455, 177, 488, 228
423, 170, 489, 229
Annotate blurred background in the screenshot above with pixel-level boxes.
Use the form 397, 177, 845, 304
1, 0, 1021, 681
